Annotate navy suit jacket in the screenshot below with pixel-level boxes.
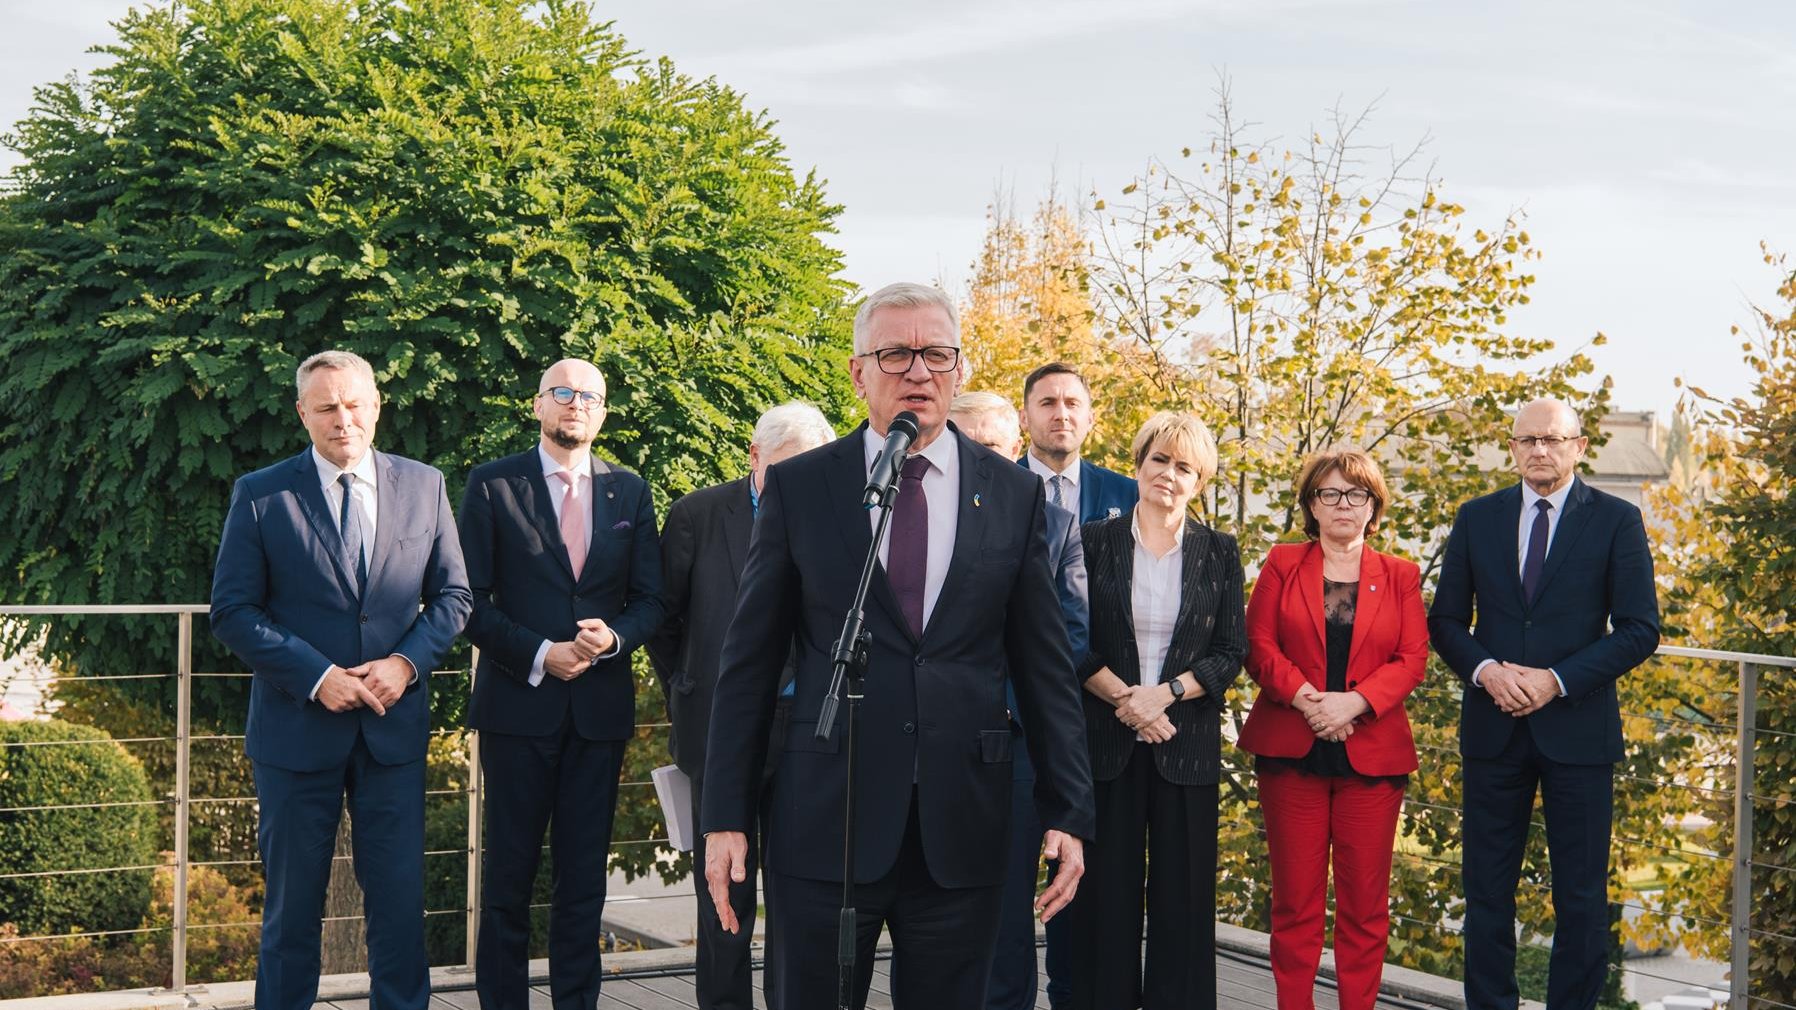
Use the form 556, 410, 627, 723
211, 449, 471, 773
1428, 478, 1660, 765
1008, 501, 1088, 782
459, 449, 664, 741
1016, 455, 1139, 524
703, 423, 1097, 888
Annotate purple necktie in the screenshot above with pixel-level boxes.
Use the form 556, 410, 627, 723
887, 455, 931, 637
1521, 499, 1551, 603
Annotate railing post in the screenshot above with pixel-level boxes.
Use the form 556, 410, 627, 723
172, 611, 193, 993
465, 646, 482, 971
1731, 660, 1758, 1010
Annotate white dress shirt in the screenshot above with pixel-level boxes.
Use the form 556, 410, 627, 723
1472, 480, 1574, 695
1025, 452, 1080, 510
528, 445, 620, 686
1130, 510, 1184, 739
309, 448, 387, 700
864, 425, 960, 631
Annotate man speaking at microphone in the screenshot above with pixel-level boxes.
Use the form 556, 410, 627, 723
701, 282, 1096, 1007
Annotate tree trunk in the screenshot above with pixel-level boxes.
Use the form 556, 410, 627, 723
319, 806, 367, 974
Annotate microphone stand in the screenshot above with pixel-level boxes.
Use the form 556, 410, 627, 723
815, 455, 903, 1010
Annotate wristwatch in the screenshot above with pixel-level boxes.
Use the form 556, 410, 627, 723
1166, 678, 1186, 702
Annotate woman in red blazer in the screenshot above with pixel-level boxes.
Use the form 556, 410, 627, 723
1241, 448, 1428, 1010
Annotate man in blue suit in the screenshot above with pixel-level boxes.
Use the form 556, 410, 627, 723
951, 392, 1089, 1010
459, 358, 664, 1010
1429, 398, 1659, 1010
1018, 362, 1137, 525
211, 350, 471, 1010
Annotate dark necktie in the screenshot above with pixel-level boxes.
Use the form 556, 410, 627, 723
338, 473, 368, 594
887, 455, 931, 638
1521, 498, 1551, 603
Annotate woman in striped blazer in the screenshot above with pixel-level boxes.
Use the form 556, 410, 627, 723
1063, 410, 1246, 1010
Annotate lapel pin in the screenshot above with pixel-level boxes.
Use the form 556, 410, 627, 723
606, 490, 615, 499
973, 493, 982, 508
1370, 584, 1377, 591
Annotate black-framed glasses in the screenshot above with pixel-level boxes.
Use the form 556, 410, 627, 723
539, 386, 606, 409
1509, 435, 1578, 450
1312, 487, 1374, 507
857, 345, 962, 374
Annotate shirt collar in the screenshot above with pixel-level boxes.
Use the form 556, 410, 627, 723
1025, 451, 1080, 486
862, 424, 958, 476
313, 447, 376, 491
1130, 506, 1186, 556
1521, 478, 1574, 515
538, 443, 593, 481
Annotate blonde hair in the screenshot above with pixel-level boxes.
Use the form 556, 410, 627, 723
1295, 448, 1390, 538
1130, 412, 1218, 486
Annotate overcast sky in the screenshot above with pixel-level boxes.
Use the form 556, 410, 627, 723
6, 0, 1794, 419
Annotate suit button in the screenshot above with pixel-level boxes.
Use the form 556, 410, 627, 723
914, 656, 925, 667
1348, 680, 1357, 688
903, 722, 915, 734
573, 594, 583, 604
359, 614, 368, 625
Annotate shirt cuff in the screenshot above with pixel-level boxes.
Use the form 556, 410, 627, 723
391, 654, 418, 687
528, 640, 551, 687
1471, 658, 1496, 687
1549, 668, 1567, 697
591, 635, 623, 666
309, 666, 332, 702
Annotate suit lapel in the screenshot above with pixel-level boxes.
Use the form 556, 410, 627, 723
721, 476, 752, 581
362, 451, 400, 593
1496, 485, 1526, 607
1298, 540, 1327, 647
518, 452, 577, 583
1161, 517, 1210, 682
921, 433, 989, 648
1106, 518, 1137, 644
825, 427, 914, 643
1345, 548, 1388, 665
1531, 479, 1595, 606
290, 452, 358, 594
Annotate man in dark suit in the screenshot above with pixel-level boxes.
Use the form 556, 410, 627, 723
646, 400, 836, 1010
949, 392, 1089, 1010
459, 358, 665, 1010
211, 350, 471, 1010
1429, 397, 1660, 1010
701, 283, 1097, 1009
1019, 362, 1137, 525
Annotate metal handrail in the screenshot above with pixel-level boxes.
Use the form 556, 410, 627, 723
0, 603, 1785, 1006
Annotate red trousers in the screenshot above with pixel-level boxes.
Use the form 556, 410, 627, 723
1257, 765, 1405, 1010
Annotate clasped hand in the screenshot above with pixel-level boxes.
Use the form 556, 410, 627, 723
1481, 661, 1559, 717
1292, 683, 1368, 742
544, 619, 616, 681
1110, 683, 1177, 743
316, 655, 413, 714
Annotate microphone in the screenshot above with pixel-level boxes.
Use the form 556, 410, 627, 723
861, 411, 920, 508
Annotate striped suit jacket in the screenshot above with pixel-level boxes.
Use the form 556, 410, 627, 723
1077, 514, 1247, 786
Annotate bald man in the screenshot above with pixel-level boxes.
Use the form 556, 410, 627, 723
1429, 398, 1659, 1010
460, 359, 665, 1010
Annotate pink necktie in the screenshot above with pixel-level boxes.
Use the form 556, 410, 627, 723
555, 470, 587, 580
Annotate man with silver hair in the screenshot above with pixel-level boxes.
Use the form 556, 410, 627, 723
212, 350, 471, 1010
648, 400, 836, 1010
950, 391, 1089, 1010
702, 283, 1095, 1007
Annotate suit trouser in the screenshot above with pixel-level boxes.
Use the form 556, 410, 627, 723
476, 712, 626, 1010
765, 791, 1005, 1010
1257, 764, 1406, 1010
1066, 742, 1218, 1010
252, 732, 428, 1010
1462, 725, 1614, 1010
986, 772, 1044, 1010
690, 769, 779, 1010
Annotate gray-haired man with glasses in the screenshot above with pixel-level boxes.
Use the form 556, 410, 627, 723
459, 358, 665, 1010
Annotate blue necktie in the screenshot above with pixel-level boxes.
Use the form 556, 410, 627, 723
338, 473, 368, 594
1521, 499, 1551, 603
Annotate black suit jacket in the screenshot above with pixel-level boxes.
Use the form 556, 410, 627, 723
701, 424, 1097, 888
646, 476, 795, 777
1428, 478, 1659, 765
459, 448, 664, 741
1079, 515, 1246, 786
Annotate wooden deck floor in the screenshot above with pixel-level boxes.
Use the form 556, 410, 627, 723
314, 945, 1419, 1010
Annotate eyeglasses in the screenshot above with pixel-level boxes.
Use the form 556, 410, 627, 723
539, 386, 606, 410
857, 346, 962, 374
1312, 487, 1374, 507
1509, 435, 1578, 450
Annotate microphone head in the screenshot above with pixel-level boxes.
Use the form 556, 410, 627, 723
889, 411, 920, 438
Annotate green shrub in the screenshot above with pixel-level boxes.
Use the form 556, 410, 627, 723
0, 719, 158, 938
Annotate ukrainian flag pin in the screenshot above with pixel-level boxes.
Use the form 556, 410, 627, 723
973, 493, 982, 508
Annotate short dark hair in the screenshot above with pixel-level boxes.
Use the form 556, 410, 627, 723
1022, 362, 1091, 402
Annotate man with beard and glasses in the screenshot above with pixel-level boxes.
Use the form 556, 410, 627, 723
459, 358, 664, 1009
